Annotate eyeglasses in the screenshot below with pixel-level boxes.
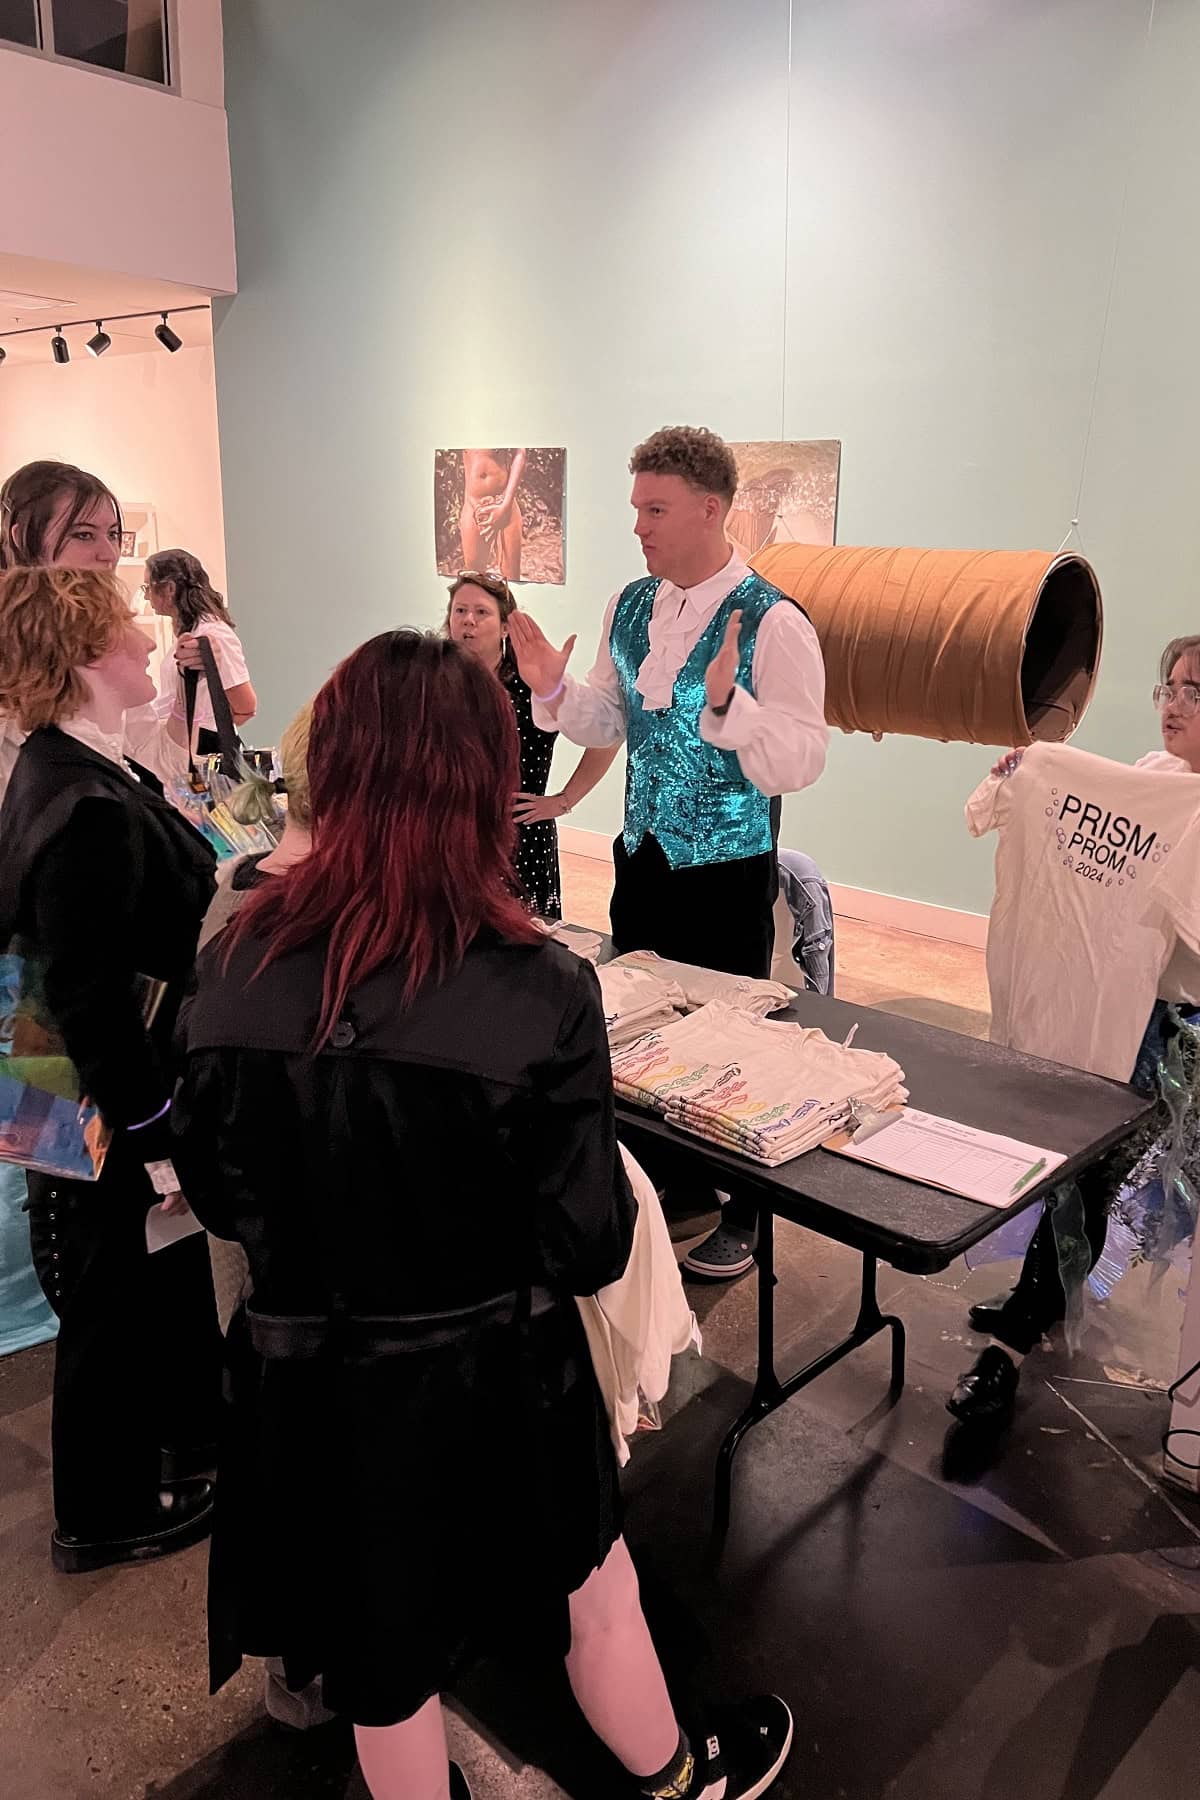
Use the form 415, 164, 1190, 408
1153, 682, 1200, 717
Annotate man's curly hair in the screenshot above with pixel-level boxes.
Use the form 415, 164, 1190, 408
629, 427, 738, 504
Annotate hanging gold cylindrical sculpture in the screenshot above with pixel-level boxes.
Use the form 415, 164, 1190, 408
751, 542, 1103, 747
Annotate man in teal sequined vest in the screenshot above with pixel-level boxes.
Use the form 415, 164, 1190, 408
510, 427, 828, 1280
610, 568, 785, 872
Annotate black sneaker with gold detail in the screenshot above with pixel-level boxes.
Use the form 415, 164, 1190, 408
640, 1697, 794, 1800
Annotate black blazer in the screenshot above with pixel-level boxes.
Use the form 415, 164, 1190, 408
0, 726, 216, 1156
175, 928, 635, 1315
175, 925, 634, 1711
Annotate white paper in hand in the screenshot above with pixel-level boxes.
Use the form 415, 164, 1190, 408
145, 1204, 204, 1255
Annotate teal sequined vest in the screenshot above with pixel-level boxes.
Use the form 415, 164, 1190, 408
610, 571, 784, 871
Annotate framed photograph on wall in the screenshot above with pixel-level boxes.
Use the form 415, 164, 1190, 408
434, 448, 566, 585
118, 502, 159, 565
727, 441, 842, 559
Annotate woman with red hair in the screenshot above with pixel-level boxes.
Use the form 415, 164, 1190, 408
174, 630, 790, 1800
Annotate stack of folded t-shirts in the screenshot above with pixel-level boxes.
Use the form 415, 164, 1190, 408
597, 963, 688, 1048
610, 1002, 907, 1167
544, 922, 605, 962
607, 949, 790, 1018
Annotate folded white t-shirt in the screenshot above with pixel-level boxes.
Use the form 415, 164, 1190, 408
967, 742, 1200, 1080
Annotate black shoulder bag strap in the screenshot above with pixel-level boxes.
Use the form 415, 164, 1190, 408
183, 636, 243, 793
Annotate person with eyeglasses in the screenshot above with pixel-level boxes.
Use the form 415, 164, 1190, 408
950, 633, 1200, 1424
1144, 639, 1200, 774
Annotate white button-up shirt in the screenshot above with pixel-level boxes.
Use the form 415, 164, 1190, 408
531, 549, 828, 797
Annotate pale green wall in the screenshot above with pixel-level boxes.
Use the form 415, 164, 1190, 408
215, 0, 1200, 917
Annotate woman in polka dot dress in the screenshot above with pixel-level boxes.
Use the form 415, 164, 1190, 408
446, 573, 617, 919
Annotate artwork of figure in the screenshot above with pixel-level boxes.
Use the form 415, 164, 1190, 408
460, 449, 526, 580
434, 448, 566, 584
726, 441, 842, 559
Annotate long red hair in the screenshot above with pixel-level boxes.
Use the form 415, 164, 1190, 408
227, 630, 541, 1042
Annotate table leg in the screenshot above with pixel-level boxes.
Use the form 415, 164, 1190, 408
713, 1208, 908, 1539
714, 1202, 783, 1538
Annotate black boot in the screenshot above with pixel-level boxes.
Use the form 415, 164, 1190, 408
967, 1210, 1066, 1351
160, 1442, 218, 1483
966, 1294, 1055, 1355
947, 1347, 1019, 1426
51, 1478, 214, 1574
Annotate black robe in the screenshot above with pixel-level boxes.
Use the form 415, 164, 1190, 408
173, 925, 635, 1725
0, 726, 219, 1535
0, 725, 216, 1147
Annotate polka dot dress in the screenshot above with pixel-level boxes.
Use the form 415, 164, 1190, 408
501, 651, 562, 921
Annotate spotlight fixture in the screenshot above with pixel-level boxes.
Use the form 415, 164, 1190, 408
0, 302, 206, 366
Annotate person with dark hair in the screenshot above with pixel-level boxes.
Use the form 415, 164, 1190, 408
0, 462, 199, 801
0, 464, 197, 1371
147, 548, 257, 753
0, 565, 221, 1571
445, 570, 616, 918
950, 632, 1200, 1425
509, 426, 828, 1280
173, 629, 793, 1800
0, 459, 125, 572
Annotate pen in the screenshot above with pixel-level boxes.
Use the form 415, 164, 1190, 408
1009, 1156, 1047, 1198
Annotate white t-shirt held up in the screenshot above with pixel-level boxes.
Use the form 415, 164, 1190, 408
967, 742, 1200, 1081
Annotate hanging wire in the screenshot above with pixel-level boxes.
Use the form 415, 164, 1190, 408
780, 0, 794, 442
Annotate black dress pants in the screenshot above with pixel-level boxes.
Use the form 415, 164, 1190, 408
1006, 1166, 1113, 1333
610, 834, 777, 1234
27, 1140, 221, 1536
610, 833, 777, 978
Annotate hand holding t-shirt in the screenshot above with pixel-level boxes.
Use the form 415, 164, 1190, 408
967, 742, 1200, 1080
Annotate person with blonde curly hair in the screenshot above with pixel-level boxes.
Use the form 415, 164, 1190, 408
510, 426, 829, 1280
0, 565, 221, 1573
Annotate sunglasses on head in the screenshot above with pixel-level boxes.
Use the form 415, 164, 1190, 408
451, 570, 513, 604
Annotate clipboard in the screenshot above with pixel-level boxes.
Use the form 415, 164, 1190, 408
825, 1107, 1066, 1209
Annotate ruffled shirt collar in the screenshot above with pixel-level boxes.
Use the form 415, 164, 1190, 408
634, 547, 750, 710
59, 716, 129, 769
0, 714, 134, 810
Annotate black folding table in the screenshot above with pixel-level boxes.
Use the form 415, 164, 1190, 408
611, 988, 1154, 1532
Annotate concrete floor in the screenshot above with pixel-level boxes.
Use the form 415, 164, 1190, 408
2, 874, 1197, 1799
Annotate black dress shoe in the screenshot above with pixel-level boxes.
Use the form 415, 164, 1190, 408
946, 1347, 1019, 1426
161, 1442, 218, 1483
51, 1478, 214, 1574
967, 1297, 1053, 1355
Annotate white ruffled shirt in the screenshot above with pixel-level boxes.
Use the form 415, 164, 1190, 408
532, 548, 828, 797
58, 716, 128, 769
0, 705, 188, 808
